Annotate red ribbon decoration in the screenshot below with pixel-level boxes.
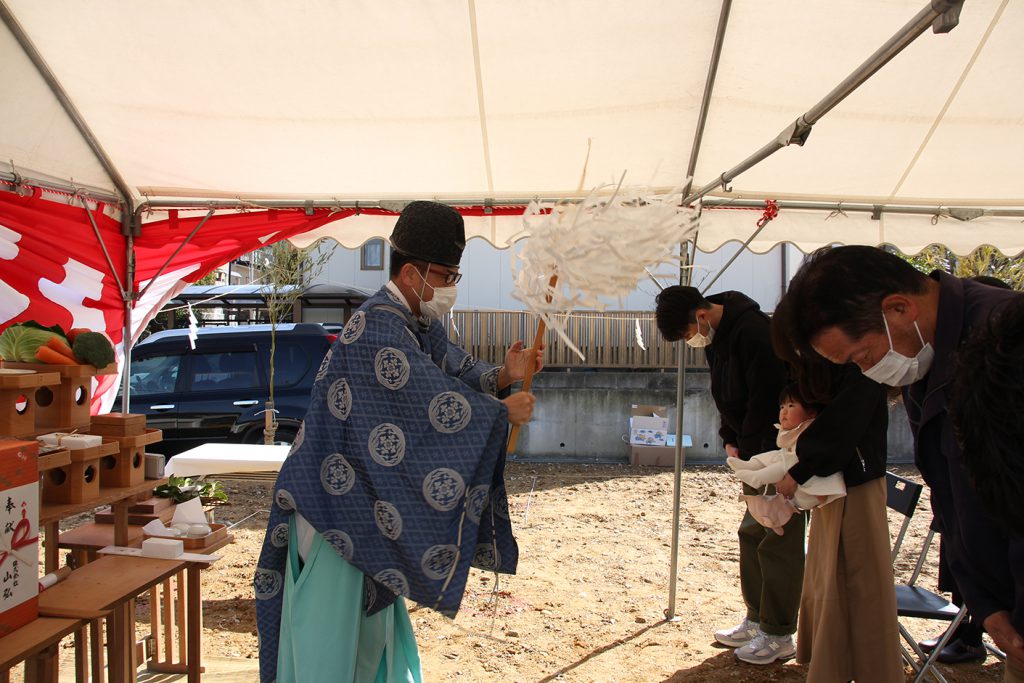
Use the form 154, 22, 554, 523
756, 199, 780, 228
0, 509, 39, 569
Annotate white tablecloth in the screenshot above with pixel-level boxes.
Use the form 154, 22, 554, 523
163, 443, 290, 478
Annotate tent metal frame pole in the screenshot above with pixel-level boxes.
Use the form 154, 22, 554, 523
667, 0, 732, 622
699, 221, 770, 295
135, 209, 216, 302
0, 1, 134, 213
133, 196, 1024, 219
0, 170, 121, 205
682, 0, 964, 206
1, 0, 142, 416
667, 0, 960, 624
122, 233, 135, 411
700, 197, 1024, 219
682, 0, 731, 199
75, 193, 127, 298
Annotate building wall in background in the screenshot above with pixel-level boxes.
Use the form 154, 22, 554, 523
518, 370, 914, 465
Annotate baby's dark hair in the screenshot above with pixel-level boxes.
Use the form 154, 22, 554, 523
779, 382, 825, 414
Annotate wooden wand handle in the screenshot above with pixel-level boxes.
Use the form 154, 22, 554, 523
507, 275, 557, 454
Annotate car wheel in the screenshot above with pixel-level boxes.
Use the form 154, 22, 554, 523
244, 425, 298, 447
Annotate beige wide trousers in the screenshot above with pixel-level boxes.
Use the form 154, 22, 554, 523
797, 476, 904, 682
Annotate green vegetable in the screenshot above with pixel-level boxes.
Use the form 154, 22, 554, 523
0, 325, 63, 362
20, 320, 67, 337
153, 476, 228, 504
71, 331, 115, 368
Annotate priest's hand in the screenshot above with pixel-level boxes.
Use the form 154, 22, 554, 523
498, 341, 544, 389
503, 392, 536, 425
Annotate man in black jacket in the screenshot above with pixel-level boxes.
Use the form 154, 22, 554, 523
776, 245, 1023, 682
656, 286, 803, 665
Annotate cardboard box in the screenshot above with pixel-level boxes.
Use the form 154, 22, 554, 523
630, 435, 693, 467
629, 404, 669, 446
630, 445, 676, 467
0, 440, 39, 637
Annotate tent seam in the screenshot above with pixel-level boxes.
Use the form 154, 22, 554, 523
466, 0, 494, 197
888, 0, 1009, 200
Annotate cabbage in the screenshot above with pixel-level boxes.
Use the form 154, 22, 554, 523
0, 325, 62, 362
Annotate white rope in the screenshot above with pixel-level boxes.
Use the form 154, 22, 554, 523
510, 181, 699, 359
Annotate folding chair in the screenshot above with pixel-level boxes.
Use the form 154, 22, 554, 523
886, 471, 968, 683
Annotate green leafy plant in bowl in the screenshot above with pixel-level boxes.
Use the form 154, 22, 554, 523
153, 476, 228, 504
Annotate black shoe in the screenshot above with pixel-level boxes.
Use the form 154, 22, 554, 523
936, 639, 987, 664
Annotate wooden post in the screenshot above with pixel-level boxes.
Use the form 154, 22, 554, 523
175, 573, 186, 667
149, 585, 162, 665
44, 521, 60, 574
186, 565, 201, 682
263, 400, 276, 445
112, 501, 130, 547
90, 619, 105, 683
161, 578, 173, 665
75, 628, 87, 681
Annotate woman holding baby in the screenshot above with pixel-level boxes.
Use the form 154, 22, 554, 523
771, 291, 903, 682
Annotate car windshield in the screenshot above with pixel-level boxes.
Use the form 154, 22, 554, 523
130, 355, 181, 396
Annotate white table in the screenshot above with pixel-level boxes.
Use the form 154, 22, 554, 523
164, 442, 290, 478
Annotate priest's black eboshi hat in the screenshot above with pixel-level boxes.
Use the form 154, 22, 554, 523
389, 201, 466, 267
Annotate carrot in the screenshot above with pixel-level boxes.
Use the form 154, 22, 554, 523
67, 328, 91, 345
35, 345, 78, 365
46, 335, 74, 358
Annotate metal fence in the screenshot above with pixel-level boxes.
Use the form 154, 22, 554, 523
444, 310, 707, 370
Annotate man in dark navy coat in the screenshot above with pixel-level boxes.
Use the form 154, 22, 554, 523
776, 245, 1023, 682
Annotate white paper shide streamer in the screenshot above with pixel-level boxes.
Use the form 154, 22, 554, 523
634, 318, 646, 351
187, 302, 199, 350
511, 183, 699, 360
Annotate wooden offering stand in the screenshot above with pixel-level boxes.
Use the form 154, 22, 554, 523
40, 440, 120, 506
0, 389, 220, 681
40, 477, 169, 574
98, 429, 162, 488
0, 369, 61, 438
2, 362, 115, 432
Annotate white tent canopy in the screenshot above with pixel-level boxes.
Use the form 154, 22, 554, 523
2, 0, 1022, 255
5, 0, 1023, 625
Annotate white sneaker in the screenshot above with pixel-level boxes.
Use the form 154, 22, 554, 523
734, 632, 796, 664
714, 618, 760, 647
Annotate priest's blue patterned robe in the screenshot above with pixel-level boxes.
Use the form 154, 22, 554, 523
255, 285, 518, 682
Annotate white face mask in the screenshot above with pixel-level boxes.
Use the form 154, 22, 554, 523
415, 266, 458, 320
861, 312, 934, 387
685, 316, 715, 348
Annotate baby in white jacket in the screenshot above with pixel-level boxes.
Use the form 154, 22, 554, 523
729, 385, 846, 531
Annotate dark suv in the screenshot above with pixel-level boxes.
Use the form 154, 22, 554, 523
115, 324, 334, 455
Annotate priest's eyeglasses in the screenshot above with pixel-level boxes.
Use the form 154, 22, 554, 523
414, 260, 463, 286
438, 269, 463, 285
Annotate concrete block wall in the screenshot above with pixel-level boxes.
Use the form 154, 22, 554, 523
515, 370, 914, 465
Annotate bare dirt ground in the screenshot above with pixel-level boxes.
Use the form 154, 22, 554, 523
50, 464, 1008, 681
